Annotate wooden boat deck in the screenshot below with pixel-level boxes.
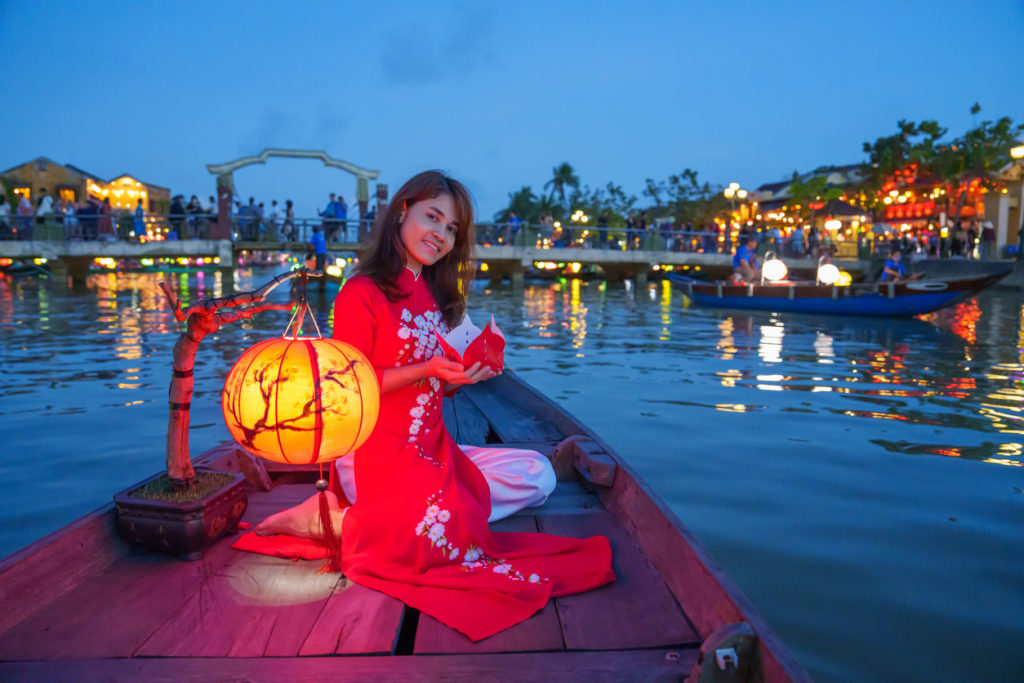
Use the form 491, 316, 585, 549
0, 373, 809, 681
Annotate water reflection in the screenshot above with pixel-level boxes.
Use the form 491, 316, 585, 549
757, 321, 784, 363
3, 272, 1024, 474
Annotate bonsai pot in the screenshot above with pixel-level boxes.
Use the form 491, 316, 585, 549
114, 467, 248, 561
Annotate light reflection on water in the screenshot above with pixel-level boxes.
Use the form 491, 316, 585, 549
1, 270, 1023, 680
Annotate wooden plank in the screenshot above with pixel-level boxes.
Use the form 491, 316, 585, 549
442, 397, 458, 439
444, 391, 493, 445
0, 548, 223, 660
240, 482, 405, 656
297, 580, 405, 655
594, 453, 814, 682
0, 503, 131, 637
508, 478, 601, 518
494, 440, 558, 459
462, 383, 566, 443
135, 538, 341, 657
474, 371, 589, 439
538, 512, 699, 651
413, 515, 565, 654
0, 649, 699, 681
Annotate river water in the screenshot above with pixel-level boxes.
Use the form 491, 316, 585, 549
1, 267, 1021, 681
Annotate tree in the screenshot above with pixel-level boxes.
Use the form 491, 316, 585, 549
786, 173, 843, 222
859, 119, 947, 210
642, 168, 723, 226
603, 182, 637, 221
860, 108, 1024, 219
932, 108, 1024, 220
544, 162, 580, 209
494, 185, 539, 224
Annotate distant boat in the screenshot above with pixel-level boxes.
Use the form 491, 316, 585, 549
667, 270, 1010, 317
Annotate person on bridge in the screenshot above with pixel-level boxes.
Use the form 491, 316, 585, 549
249, 169, 613, 642
334, 193, 348, 241
732, 235, 759, 283
321, 192, 340, 241
283, 199, 296, 241
308, 222, 328, 290
134, 199, 145, 237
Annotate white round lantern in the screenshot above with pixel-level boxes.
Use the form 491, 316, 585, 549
763, 259, 788, 282
818, 263, 840, 285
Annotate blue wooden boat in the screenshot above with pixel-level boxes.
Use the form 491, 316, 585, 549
666, 270, 1009, 317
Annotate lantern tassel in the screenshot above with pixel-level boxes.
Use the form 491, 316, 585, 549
316, 477, 343, 574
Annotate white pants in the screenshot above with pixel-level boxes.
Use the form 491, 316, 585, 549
335, 444, 556, 522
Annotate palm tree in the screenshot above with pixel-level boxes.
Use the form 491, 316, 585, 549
544, 162, 580, 209
493, 186, 539, 224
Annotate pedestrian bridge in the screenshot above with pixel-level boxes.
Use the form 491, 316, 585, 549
0, 239, 872, 284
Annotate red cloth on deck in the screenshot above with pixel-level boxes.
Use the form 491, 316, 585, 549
233, 529, 328, 561
239, 270, 614, 641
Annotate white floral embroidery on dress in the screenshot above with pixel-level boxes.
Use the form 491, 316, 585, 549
395, 307, 450, 468
413, 493, 550, 583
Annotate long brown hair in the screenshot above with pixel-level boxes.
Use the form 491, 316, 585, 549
356, 170, 476, 327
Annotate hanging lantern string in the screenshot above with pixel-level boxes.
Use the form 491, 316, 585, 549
282, 268, 324, 340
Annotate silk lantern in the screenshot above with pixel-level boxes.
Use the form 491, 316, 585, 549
222, 337, 380, 465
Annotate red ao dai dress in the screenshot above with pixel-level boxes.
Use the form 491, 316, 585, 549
330, 269, 615, 641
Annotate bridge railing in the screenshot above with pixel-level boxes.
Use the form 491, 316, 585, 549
0, 213, 736, 254
0, 213, 376, 245
472, 222, 730, 254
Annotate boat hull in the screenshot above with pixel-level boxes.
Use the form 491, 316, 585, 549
669, 271, 1008, 317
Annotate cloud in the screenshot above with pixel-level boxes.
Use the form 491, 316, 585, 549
380, 4, 500, 85
238, 109, 295, 155
314, 101, 349, 143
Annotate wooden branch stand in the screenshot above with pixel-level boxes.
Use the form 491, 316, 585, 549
158, 269, 314, 488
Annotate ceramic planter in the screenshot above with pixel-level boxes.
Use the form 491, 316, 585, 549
113, 468, 248, 561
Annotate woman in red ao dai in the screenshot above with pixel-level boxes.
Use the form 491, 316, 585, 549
256, 170, 613, 641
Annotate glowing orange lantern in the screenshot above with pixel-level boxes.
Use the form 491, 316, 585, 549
222, 337, 380, 465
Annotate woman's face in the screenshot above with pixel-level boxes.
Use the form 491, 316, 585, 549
399, 194, 459, 270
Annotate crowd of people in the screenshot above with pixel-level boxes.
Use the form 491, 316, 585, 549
231, 192, 375, 242
0, 189, 383, 243
0, 188, 122, 240
480, 211, 1000, 262
0, 186, 1002, 260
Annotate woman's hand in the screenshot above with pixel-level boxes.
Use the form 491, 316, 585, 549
426, 356, 496, 385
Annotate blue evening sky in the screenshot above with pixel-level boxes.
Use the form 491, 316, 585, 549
2, 1, 1021, 219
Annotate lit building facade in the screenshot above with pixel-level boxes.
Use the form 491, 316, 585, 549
1, 157, 170, 212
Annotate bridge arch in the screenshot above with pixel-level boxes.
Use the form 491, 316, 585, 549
205, 148, 381, 240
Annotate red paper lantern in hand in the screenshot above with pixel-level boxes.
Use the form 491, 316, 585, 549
222, 337, 379, 465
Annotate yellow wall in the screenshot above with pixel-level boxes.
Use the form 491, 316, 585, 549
93, 175, 170, 212
1, 159, 172, 213
2, 158, 86, 202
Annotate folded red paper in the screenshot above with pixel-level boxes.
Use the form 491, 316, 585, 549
435, 314, 505, 372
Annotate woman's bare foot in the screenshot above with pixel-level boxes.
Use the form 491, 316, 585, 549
254, 492, 346, 539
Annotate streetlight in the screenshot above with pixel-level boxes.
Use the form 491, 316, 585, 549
723, 183, 748, 250
1012, 141, 1024, 260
